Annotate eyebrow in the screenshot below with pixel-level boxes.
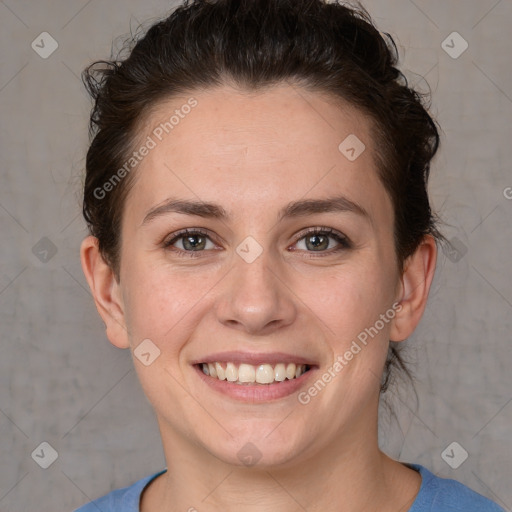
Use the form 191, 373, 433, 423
141, 195, 370, 226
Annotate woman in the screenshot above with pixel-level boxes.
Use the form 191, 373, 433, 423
75, 0, 506, 510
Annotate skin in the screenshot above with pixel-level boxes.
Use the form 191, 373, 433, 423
81, 83, 437, 512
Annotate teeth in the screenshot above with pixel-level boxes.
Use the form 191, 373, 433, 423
225, 362, 238, 382
215, 362, 225, 380
274, 363, 287, 382
200, 362, 309, 384
256, 364, 274, 384
238, 363, 256, 383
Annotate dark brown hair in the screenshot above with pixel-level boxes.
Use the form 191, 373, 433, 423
82, 0, 442, 396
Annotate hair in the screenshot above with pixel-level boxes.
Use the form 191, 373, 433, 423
81, 0, 442, 399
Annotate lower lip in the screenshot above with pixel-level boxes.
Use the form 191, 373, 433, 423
193, 364, 317, 402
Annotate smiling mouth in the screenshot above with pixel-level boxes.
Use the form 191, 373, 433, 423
196, 362, 312, 385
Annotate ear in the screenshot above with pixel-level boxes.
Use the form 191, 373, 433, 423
390, 235, 437, 342
80, 235, 130, 349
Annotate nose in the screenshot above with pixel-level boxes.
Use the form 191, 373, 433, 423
215, 248, 297, 336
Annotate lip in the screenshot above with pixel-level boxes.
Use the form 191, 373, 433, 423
190, 351, 318, 366
192, 354, 319, 402
193, 365, 318, 402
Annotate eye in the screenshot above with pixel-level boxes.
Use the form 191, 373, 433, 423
292, 227, 351, 255
162, 226, 351, 258
163, 229, 217, 257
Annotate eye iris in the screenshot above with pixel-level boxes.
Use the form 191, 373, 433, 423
306, 234, 329, 251
171, 230, 342, 253
183, 234, 206, 251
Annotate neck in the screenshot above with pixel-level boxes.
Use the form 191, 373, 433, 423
142, 407, 421, 512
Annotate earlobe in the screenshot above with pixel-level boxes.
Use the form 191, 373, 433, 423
80, 236, 130, 349
390, 235, 437, 342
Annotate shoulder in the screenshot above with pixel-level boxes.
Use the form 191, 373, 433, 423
406, 463, 506, 512
73, 470, 167, 512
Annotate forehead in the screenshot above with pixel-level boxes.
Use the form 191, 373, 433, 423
140, 83, 373, 161
127, 83, 390, 223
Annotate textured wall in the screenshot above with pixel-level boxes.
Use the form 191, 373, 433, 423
0, 0, 510, 510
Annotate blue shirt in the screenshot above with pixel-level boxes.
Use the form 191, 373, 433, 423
74, 463, 506, 511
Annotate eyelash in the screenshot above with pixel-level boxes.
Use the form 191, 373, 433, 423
162, 227, 352, 259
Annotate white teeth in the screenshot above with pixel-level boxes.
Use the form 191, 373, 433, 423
286, 363, 296, 380
215, 362, 225, 380
238, 363, 256, 383
225, 362, 238, 382
274, 363, 287, 382
256, 364, 274, 384
200, 361, 309, 384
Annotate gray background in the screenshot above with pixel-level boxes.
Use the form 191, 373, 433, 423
0, 0, 511, 510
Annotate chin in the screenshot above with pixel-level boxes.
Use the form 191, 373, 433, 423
195, 421, 312, 469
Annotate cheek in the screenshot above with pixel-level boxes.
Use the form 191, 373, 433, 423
121, 260, 212, 350
314, 270, 395, 392
121, 269, 173, 340
311, 264, 394, 337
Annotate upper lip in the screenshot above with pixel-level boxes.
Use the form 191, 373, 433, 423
191, 351, 318, 366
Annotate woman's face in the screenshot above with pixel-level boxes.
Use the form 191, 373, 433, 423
113, 84, 404, 467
